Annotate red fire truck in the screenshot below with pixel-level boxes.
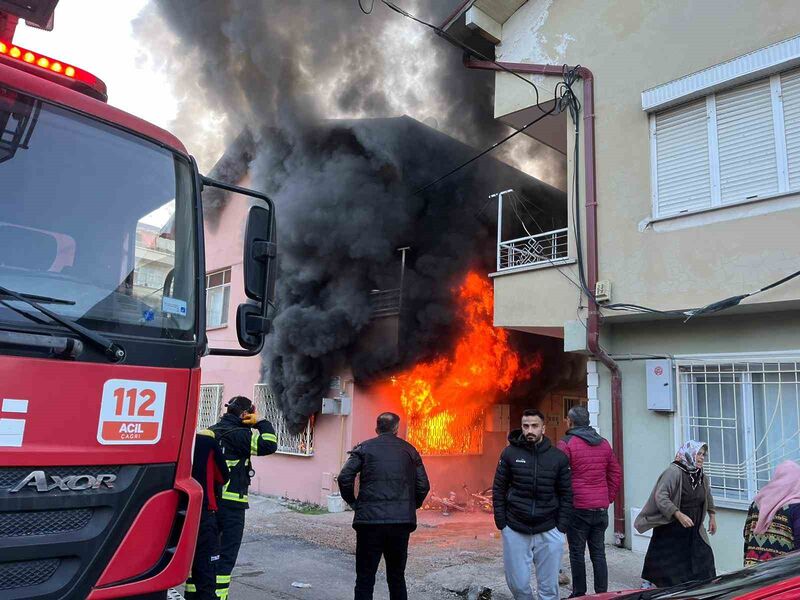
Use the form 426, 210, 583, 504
0, 2, 276, 598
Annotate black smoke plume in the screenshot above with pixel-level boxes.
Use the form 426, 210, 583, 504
143, 1, 566, 431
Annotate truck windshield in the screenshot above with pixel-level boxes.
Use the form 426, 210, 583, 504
0, 86, 196, 342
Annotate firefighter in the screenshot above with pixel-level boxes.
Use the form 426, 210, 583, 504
185, 428, 229, 600
209, 396, 278, 599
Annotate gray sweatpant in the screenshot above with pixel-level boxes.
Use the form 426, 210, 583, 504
502, 526, 564, 600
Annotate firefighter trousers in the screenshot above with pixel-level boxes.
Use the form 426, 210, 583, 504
185, 509, 219, 600
215, 504, 246, 599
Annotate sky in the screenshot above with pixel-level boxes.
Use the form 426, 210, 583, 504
9, 1, 564, 186
13, 0, 178, 133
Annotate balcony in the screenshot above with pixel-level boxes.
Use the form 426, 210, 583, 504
497, 228, 569, 272
369, 288, 401, 318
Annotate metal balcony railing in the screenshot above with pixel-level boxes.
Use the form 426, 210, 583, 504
369, 288, 401, 318
497, 228, 569, 271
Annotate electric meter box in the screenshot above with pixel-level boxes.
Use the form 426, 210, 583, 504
646, 359, 674, 412
321, 396, 352, 415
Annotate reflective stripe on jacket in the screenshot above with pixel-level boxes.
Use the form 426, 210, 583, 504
210, 413, 278, 509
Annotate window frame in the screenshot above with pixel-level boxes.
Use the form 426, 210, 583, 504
650, 69, 800, 220
674, 352, 800, 510
253, 383, 313, 457
205, 267, 231, 330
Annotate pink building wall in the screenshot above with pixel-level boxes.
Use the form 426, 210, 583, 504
201, 191, 262, 397
199, 190, 584, 506
200, 189, 366, 504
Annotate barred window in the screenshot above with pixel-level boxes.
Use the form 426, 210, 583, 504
677, 357, 800, 505
198, 384, 224, 430
406, 407, 484, 457
253, 384, 313, 456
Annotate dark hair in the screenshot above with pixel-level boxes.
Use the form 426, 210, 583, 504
226, 396, 254, 417
567, 405, 590, 427
376, 412, 400, 434
521, 408, 545, 421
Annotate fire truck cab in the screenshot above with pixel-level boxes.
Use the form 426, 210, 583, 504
0, 2, 276, 598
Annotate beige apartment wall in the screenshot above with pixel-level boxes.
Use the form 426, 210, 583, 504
494, 264, 580, 328
493, 108, 581, 328
492, 0, 800, 321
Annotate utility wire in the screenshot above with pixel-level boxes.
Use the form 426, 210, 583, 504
681, 267, 800, 320
368, 1, 563, 193
358, 0, 375, 14
372, 1, 800, 321
414, 105, 556, 194
554, 64, 800, 320
378, 0, 550, 113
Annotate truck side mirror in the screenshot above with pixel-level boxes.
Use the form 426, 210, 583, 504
202, 176, 277, 357
237, 205, 277, 350
243, 205, 276, 303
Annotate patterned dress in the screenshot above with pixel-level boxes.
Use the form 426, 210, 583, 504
743, 502, 800, 567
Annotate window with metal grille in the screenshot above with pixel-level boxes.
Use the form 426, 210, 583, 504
253, 384, 313, 456
198, 384, 224, 430
677, 356, 800, 506
206, 268, 231, 328
650, 67, 800, 219
563, 396, 587, 419
406, 407, 485, 457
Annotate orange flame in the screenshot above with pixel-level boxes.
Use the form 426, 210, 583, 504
385, 271, 540, 455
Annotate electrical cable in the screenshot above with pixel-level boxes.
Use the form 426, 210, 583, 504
509, 191, 545, 235
681, 267, 800, 320
506, 192, 585, 291
372, 1, 800, 322
378, 0, 550, 113
413, 104, 556, 194
368, 1, 563, 194
554, 63, 800, 321
559, 64, 595, 302
358, 0, 375, 14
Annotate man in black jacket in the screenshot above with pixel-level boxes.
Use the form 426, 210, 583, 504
338, 412, 430, 600
493, 408, 572, 600
209, 396, 277, 600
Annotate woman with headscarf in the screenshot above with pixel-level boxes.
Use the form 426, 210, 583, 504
634, 441, 717, 588
743, 460, 800, 567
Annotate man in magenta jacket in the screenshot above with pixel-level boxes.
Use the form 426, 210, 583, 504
557, 405, 621, 598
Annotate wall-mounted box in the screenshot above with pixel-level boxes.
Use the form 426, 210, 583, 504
321, 395, 352, 415
564, 319, 588, 353
646, 359, 674, 412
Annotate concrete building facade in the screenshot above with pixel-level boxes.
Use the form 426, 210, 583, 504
444, 0, 800, 573
196, 118, 578, 513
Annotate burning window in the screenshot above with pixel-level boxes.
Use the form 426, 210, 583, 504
389, 272, 539, 456
406, 406, 485, 456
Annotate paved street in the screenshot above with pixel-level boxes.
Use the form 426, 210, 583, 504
182, 495, 644, 600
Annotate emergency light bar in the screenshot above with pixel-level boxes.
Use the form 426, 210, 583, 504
0, 40, 107, 101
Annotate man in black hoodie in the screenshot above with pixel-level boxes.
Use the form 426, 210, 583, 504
493, 408, 572, 600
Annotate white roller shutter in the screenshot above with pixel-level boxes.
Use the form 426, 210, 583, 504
654, 99, 712, 217
716, 78, 779, 204
781, 68, 800, 191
